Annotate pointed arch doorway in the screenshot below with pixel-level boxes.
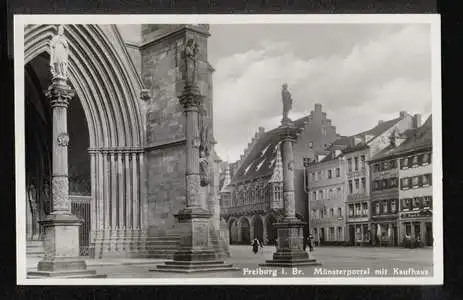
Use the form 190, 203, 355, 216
24, 24, 145, 259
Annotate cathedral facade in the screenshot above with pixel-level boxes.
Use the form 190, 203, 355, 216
24, 24, 226, 259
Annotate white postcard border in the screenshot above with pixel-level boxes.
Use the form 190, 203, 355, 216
14, 13, 443, 286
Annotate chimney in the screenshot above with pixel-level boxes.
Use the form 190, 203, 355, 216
378, 120, 384, 125
258, 126, 265, 134
399, 111, 407, 118
413, 114, 422, 128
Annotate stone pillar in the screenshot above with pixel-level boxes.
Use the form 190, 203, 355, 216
153, 83, 237, 273
28, 77, 102, 278
260, 120, 321, 267
262, 217, 269, 245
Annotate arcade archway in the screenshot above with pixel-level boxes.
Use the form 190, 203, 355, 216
252, 215, 264, 241
265, 215, 277, 245
239, 217, 251, 245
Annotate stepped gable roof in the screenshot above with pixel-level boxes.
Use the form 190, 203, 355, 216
230, 116, 309, 184
342, 116, 403, 154
370, 115, 432, 161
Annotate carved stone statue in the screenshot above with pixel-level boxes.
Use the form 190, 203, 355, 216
281, 83, 293, 121
199, 120, 210, 187
184, 38, 199, 85
49, 25, 69, 80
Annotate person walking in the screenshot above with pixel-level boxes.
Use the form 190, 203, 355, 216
308, 234, 314, 252
252, 238, 259, 255
258, 238, 264, 255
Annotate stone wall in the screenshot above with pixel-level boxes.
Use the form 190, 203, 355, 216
140, 25, 213, 236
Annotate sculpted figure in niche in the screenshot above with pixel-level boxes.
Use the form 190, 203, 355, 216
281, 83, 293, 122
184, 38, 200, 85
199, 121, 211, 187
49, 25, 69, 80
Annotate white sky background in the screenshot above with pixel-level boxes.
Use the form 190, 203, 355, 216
208, 24, 432, 163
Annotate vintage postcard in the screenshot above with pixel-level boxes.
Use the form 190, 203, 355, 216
14, 14, 442, 285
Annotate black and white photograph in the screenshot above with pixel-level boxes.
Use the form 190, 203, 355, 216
14, 14, 442, 285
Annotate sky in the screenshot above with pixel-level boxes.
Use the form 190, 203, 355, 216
207, 24, 432, 163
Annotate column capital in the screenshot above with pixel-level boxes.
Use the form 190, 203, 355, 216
46, 79, 74, 108
276, 122, 301, 141
179, 84, 202, 111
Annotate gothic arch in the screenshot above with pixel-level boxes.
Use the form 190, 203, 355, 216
24, 24, 143, 149
238, 216, 251, 245
251, 214, 264, 241
24, 24, 146, 258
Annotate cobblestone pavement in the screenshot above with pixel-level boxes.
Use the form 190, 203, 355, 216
44, 245, 432, 279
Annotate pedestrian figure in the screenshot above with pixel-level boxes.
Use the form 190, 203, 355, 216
308, 234, 314, 252
303, 235, 307, 251
259, 238, 264, 255
252, 238, 259, 255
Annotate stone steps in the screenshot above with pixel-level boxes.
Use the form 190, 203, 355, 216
153, 260, 240, 273
27, 240, 44, 257
27, 270, 107, 278
259, 258, 322, 267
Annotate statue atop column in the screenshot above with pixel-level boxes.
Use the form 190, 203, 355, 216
49, 25, 69, 81
281, 83, 293, 123
184, 38, 200, 86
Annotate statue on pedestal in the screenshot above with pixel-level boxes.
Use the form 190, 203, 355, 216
184, 38, 200, 86
281, 83, 293, 122
49, 25, 69, 80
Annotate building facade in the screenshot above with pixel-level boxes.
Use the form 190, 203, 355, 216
307, 148, 347, 246
397, 116, 433, 247
368, 132, 407, 247
220, 103, 339, 245
344, 112, 421, 245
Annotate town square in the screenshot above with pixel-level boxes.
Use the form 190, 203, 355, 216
16, 16, 441, 283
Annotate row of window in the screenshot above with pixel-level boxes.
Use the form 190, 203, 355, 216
312, 227, 344, 242
400, 152, 431, 169
372, 159, 397, 173
372, 177, 399, 191
309, 167, 341, 182
311, 207, 343, 219
348, 177, 367, 194
348, 202, 369, 217
401, 196, 432, 211
231, 185, 270, 207
347, 155, 366, 172
372, 199, 398, 216
400, 174, 432, 190
311, 186, 343, 201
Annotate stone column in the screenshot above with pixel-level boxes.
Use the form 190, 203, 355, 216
153, 83, 237, 273
260, 120, 321, 267
262, 218, 268, 245
28, 77, 101, 278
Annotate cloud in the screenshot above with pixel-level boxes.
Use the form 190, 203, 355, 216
212, 24, 432, 162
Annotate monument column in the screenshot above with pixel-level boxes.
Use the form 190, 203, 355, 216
28, 25, 103, 278
153, 37, 237, 273
260, 84, 321, 267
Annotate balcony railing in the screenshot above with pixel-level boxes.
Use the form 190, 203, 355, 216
221, 202, 270, 216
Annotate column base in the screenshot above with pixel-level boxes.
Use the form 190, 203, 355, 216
89, 229, 148, 259
30, 213, 107, 278
152, 206, 239, 273
259, 218, 322, 267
